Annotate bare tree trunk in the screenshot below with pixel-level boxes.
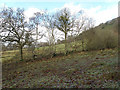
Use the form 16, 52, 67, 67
74, 39, 77, 51
36, 23, 38, 48
20, 46, 23, 61
81, 40, 84, 51
65, 32, 67, 55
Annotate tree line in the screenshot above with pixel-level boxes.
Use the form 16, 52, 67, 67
0, 7, 96, 61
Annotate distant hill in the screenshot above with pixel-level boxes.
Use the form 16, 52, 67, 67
94, 17, 118, 33
76, 17, 118, 40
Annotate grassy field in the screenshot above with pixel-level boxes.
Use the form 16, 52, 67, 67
1, 41, 83, 63
2, 48, 119, 88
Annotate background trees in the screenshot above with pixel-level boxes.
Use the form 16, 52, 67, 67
1, 6, 117, 62
0, 7, 95, 60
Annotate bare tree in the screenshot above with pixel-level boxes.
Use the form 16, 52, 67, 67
29, 11, 45, 59
75, 10, 87, 35
75, 10, 95, 51
42, 12, 57, 57
27, 36, 36, 59
29, 12, 44, 48
54, 8, 75, 55
0, 7, 32, 61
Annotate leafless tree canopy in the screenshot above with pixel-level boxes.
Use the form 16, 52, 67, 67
0, 8, 34, 60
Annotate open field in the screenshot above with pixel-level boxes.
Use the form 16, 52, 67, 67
2, 48, 119, 88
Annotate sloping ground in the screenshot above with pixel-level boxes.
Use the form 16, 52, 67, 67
2, 48, 119, 88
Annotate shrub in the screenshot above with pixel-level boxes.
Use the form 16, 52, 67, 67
86, 29, 118, 51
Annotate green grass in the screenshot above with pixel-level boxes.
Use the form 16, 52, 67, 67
1, 50, 18, 62
2, 48, 119, 88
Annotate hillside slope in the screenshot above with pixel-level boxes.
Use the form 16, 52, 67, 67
94, 17, 118, 33
71, 17, 118, 41
2, 48, 119, 88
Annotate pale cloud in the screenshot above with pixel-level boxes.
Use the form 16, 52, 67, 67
0, 3, 7, 8
51, 3, 82, 15
24, 7, 44, 21
62, 3, 82, 15
24, 8, 40, 18
84, 4, 118, 26
58, 3, 118, 26
92, 5, 118, 26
